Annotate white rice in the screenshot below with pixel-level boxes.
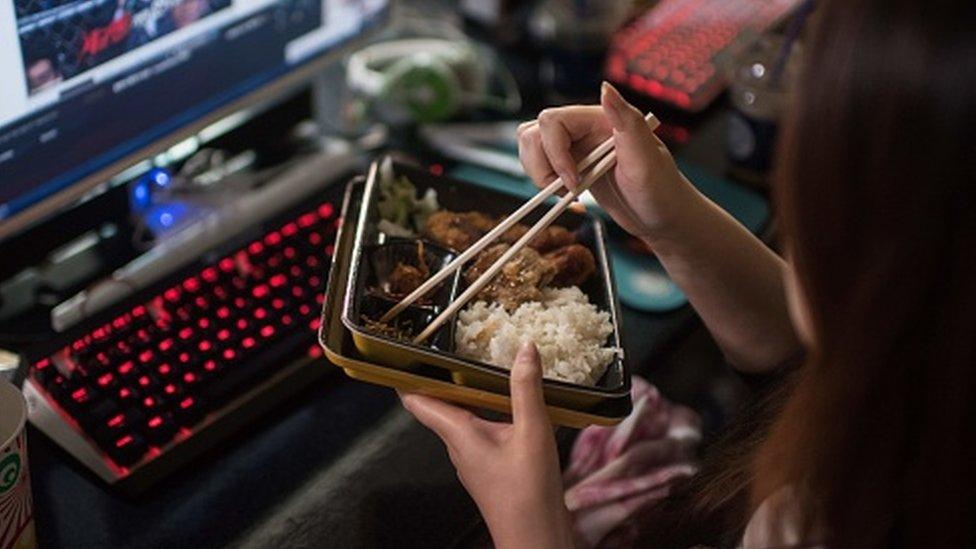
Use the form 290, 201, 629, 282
455, 286, 617, 386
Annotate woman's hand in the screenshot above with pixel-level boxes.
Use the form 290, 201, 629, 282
520, 83, 801, 372
400, 343, 574, 549
517, 82, 692, 242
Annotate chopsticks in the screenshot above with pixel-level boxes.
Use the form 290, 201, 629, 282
384, 111, 659, 344
378, 137, 608, 323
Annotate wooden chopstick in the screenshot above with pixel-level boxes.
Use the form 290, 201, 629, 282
378, 124, 622, 324
412, 147, 623, 344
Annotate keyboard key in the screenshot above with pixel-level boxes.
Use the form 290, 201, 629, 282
174, 396, 206, 426
66, 385, 100, 415
116, 386, 141, 406
88, 398, 120, 425
141, 394, 166, 412
144, 413, 177, 446
109, 433, 148, 467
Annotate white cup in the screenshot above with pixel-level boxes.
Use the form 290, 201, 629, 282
0, 378, 36, 549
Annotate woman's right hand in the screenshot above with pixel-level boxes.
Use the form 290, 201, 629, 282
517, 82, 691, 242
521, 84, 803, 374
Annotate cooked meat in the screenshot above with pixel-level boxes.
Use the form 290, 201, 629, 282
538, 225, 576, 251
384, 262, 426, 296
425, 209, 577, 253
377, 241, 430, 299
500, 224, 576, 252
545, 244, 596, 287
497, 223, 527, 244
466, 211, 497, 233
423, 210, 495, 251
464, 243, 556, 311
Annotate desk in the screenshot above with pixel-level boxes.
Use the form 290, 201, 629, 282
30, 299, 699, 548
29, 19, 760, 548
28, 137, 739, 549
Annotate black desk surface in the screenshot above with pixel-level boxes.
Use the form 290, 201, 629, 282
30, 306, 696, 549
28, 61, 758, 549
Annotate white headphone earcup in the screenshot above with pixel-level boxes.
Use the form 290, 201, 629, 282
443, 43, 519, 113
447, 43, 489, 100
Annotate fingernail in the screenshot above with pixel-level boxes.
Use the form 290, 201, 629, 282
601, 81, 627, 129
602, 81, 624, 103
600, 81, 613, 107
560, 170, 578, 188
516, 342, 539, 364
511, 343, 539, 380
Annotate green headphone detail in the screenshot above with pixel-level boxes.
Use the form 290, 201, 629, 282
347, 38, 520, 124
379, 52, 463, 123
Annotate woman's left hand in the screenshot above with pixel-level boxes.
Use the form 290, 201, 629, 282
400, 343, 574, 549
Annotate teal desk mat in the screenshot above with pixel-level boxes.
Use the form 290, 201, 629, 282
449, 160, 770, 312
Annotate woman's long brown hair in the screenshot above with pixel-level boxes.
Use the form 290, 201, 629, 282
631, 0, 976, 546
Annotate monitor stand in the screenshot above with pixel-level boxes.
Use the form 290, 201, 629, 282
0, 179, 137, 328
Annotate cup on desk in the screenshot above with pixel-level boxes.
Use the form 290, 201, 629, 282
725, 35, 802, 186
0, 378, 36, 549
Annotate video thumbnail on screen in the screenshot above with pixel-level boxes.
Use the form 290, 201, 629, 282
16, 0, 233, 94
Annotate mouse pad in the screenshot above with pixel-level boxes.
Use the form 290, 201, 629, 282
449, 160, 769, 313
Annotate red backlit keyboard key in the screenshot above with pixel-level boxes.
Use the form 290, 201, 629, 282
142, 395, 166, 412
117, 386, 140, 405
108, 433, 147, 467
144, 413, 177, 446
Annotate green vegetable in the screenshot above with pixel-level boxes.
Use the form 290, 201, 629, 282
377, 173, 439, 235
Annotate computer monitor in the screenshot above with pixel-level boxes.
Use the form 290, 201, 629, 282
0, 0, 391, 241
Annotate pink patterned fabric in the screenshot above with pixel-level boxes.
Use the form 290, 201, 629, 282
564, 377, 702, 548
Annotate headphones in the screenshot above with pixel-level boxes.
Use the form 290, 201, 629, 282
346, 38, 521, 124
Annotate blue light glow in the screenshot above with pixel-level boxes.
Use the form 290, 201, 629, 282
150, 168, 172, 188
130, 180, 152, 211
143, 202, 191, 234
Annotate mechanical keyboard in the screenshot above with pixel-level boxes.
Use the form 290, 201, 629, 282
21, 184, 347, 492
605, 0, 799, 112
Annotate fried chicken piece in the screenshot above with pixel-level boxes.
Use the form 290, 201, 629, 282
378, 241, 430, 299
464, 243, 556, 311
496, 222, 576, 252
423, 210, 495, 251
545, 244, 596, 287
385, 263, 426, 296
497, 222, 528, 244
424, 208, 578, 254
533, 225, 577, 252
466, 211, 497, 233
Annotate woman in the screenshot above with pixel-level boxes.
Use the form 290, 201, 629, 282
401, 0, 976, 546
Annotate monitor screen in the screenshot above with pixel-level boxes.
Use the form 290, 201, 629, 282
0, 0, 389, 237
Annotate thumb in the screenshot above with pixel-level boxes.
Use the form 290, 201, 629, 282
510, 342, 549, 433
600, 82, 661, 164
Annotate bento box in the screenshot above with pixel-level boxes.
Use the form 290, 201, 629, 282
319, 156, 632, 427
